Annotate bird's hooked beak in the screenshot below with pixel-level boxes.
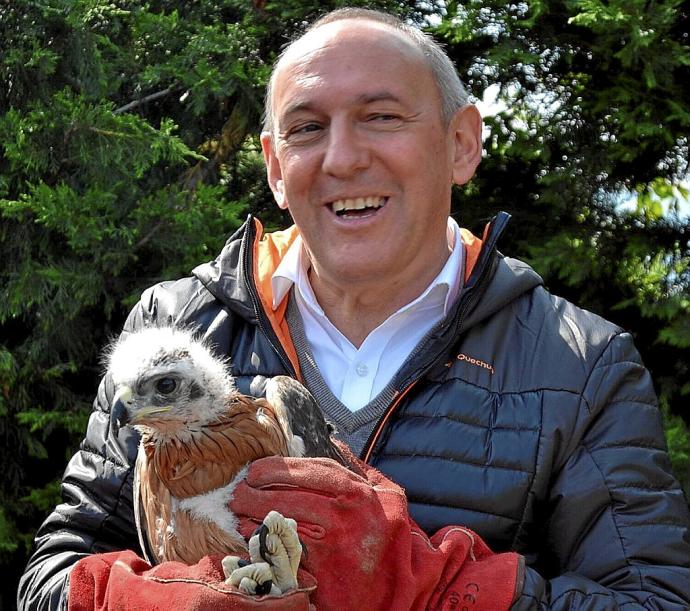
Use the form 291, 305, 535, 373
111, 385, 134, 436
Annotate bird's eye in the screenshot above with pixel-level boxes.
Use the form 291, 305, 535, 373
155, 377, 178, 395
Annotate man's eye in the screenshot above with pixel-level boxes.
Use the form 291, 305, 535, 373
292, 123, 321, 135
369, 114, 399, 122
155, 377, 177, 395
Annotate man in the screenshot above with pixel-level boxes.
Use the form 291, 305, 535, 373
18, 8, 690, 610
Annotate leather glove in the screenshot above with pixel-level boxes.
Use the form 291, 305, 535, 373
230, 454, 524, 611
68, 549, 316, 610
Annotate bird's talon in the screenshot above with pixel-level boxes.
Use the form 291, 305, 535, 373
247, 510, 302, 593
237, 576, 255, 594
258, 524, 270, 563
254, 579, 273, 596
221, 555, 246, 580
227, 560, 281, 595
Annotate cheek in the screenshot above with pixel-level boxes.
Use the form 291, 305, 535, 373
387, 133, 447, 176
280, 148, 317, 180
280, 165, 310, 203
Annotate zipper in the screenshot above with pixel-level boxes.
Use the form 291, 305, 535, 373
360, 213, 509, 462
362, 382, 418, 463
241, 219, 298, 378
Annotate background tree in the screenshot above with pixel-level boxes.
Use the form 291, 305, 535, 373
1, 0, 688, 606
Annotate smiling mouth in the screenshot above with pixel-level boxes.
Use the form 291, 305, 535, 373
330, 196, 386, 218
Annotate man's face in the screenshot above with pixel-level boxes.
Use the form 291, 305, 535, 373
262, 20, 481, 290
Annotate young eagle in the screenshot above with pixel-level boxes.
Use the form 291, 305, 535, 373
105, 326, 342, 578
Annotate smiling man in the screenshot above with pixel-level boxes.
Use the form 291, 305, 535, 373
263, 17, 481, 348
19, 8, 690, 611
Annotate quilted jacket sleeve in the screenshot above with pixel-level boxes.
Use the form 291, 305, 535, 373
16, 302, 155, 611
512, 332, 690, 609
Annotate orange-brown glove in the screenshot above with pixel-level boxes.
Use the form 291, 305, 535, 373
230, 454, 524, 611
68, 549, 316, 611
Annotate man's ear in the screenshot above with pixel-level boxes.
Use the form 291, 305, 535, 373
450, 105, 483, 186
261, 131, 288, 209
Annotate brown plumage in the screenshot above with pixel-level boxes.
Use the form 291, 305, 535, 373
105, 326, 341, 565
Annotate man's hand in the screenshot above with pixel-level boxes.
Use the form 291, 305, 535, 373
68, 549, 316, 611
230, 454, 523, 611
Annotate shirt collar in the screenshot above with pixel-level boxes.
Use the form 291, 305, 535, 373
271, 217, 464, 316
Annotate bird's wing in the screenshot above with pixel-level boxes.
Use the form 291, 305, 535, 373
133, 448, 157, 566
136, 441, 174, 565
265, 376, 345, 463
153, 396, 291, 499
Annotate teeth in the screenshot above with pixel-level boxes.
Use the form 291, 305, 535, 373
331, 196, 385, 213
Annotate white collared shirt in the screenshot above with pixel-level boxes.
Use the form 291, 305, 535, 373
272, 217, 464, 411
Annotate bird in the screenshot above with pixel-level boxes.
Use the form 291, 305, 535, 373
104, 325, 343, 592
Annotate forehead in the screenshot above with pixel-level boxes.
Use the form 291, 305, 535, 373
272, 20, 438, 120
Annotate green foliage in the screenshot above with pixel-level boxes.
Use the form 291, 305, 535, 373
0, 507, 19, 557
663, 402, 690, 499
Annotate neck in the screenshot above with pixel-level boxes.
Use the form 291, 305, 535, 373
308, 243, 451, 348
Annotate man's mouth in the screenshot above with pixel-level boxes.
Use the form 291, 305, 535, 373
329, 196, 386, 217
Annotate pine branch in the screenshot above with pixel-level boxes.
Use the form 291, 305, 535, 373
114, 88, 175, 115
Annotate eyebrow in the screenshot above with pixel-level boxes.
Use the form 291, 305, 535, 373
355, 92, 404, 105
279, 101, 317, 121
279, 91, 405, 122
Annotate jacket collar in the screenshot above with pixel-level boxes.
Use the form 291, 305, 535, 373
192, 213, 541, 377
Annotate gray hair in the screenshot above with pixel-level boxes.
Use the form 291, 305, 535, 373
263, 8, 469, 133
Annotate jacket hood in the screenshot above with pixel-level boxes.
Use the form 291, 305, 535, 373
193, 217, 303, 318
461, 212, 543, 328
193, 217, 303, 375
463, 255, 544, 332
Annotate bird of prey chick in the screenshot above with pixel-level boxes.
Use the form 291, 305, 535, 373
105, 325, 342, 594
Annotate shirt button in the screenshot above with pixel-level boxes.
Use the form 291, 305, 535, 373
355, 363, 369, 377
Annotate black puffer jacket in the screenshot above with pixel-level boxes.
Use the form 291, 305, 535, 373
18, 215, 690, 609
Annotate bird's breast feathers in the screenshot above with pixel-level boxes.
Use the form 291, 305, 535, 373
140, 396, 291, 498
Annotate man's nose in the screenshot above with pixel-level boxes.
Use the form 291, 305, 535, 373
321, 121, 370, 177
